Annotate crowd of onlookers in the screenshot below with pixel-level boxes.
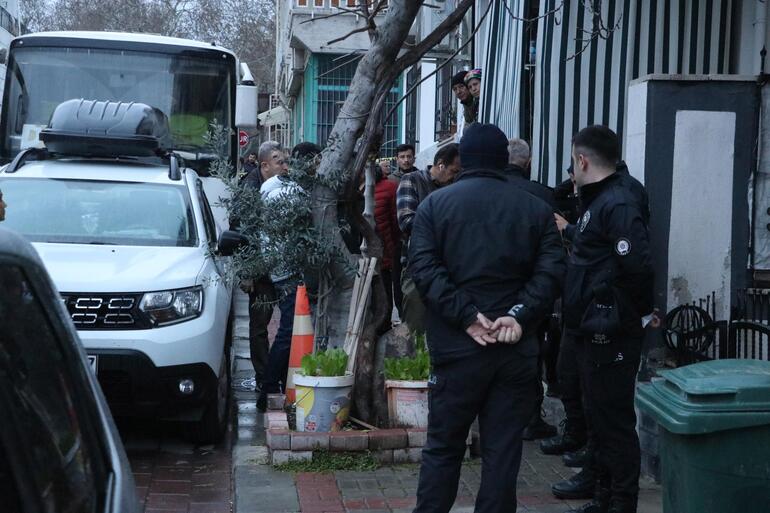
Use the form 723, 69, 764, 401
236, 61, 652, 513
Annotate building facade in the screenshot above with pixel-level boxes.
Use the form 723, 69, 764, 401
274, 0, 404, 154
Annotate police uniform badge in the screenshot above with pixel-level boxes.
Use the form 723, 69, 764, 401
615, 238, 631, 256
579, 210, 591, 232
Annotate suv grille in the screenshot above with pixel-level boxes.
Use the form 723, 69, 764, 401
61, 293, 152, 330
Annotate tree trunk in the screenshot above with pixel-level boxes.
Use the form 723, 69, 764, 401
310, 0, 476, 423
312, 0, 424, 352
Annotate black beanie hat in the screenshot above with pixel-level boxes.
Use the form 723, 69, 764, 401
451, 71, 468, 88
459, 123, 509, 171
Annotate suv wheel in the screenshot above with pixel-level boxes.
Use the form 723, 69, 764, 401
184, 345, 231, 444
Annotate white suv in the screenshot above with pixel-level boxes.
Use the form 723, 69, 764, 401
0, 158, 233, 442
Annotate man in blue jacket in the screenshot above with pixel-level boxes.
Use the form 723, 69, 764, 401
409, 123, 565, 513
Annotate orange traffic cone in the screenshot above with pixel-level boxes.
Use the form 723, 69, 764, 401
286, 284, 314, 403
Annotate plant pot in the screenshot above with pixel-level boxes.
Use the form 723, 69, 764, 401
385, 379, 429, 428
294, 373, 354, 432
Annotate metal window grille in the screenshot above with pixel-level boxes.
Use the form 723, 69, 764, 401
315, 54, 401, 156
434, 64, 455, 142
404, 65, 420, 148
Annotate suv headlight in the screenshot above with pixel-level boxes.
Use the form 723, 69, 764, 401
139, 286, 203, 326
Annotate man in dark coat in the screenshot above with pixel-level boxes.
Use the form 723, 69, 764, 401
409, 124, 565, 513
397, 143, 461, 334
504, 137, 560, 441
505, 138, 556, 208
236, 140, 287, 403
563, 125, 653, 513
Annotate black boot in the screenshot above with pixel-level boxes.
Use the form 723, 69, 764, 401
563, 445, 591, 468
564, 501, 608, 513
607, 496, 637, 513
564, 481, 610, 513
256, 390, 267, 412
540, 422, 586, 455
552, 468, 596, 500
523, 413, 558, 440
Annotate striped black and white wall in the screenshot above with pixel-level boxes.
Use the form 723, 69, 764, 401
476, 0, 526, 138
526, 0, 737, 186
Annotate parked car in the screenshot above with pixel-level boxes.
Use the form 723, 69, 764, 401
0, 227, 139, 513
0, 100, 235, 442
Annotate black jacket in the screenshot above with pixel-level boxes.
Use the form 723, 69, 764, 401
563, 172, 653, 360
504, 164, 556, 210
616, 160, 650, 226
408, 168, 566, 365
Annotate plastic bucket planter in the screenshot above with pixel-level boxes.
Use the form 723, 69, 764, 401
385, 380, 429, 428
294, 373, 354, 432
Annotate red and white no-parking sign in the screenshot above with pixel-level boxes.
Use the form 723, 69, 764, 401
238, 130, 249, 147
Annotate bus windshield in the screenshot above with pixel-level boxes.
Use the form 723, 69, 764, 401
1, 45, 233, 161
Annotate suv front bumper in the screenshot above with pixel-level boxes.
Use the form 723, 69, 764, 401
88, 349, 218, 420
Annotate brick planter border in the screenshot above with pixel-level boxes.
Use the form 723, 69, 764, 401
264, 397, 470, 465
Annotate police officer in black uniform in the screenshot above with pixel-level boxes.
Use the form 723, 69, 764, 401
562, 126, 654, 513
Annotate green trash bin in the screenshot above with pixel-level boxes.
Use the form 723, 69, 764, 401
636, 359, 770, 513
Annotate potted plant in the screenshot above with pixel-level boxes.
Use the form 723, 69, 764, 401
384, 335, 430, 428
294, 348, 353, 432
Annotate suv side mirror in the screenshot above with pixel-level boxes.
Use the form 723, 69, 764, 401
217, 230, 247, 256
235, 85, 258, 128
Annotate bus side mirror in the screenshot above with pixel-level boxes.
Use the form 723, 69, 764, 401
235, 85, 258, 128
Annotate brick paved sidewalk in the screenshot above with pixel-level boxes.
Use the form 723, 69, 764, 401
230, 290, 663, 513
239, 441, 661, 513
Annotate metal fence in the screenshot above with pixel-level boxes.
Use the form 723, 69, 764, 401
665, 289, 770, 366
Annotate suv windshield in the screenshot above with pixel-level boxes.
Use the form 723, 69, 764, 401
1, 44, 233, 160
0, 178, 197, 247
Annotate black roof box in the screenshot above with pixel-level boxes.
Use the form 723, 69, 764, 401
39, 99, 171, 158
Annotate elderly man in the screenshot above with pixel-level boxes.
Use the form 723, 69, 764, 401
239, 140, 288, 402
409, 124, 565, 513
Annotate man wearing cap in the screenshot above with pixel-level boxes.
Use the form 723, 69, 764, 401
451, 70, 475, 127
463, 68, 482, 124
409, 123, 565, 513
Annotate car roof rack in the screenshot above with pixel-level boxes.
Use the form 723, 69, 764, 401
168, 153, 181, 181
4, 147, 49, 173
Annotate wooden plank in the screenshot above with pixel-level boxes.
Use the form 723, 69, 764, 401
346, 257, 377, 374
344, 258, 366, 351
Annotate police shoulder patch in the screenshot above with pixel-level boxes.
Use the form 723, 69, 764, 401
615, 238, 631, 256
579, 210, 591, 232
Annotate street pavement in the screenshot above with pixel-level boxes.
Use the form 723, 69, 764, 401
229, 290, 664, 513
120, 415, 234, 513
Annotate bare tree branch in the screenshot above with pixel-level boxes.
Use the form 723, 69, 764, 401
394, 0, 475, 72
327, 25, 375, 45
383, 0, 492, 123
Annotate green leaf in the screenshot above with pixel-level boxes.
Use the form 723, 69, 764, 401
384, 347, 431, 381
299, 348, 348, 377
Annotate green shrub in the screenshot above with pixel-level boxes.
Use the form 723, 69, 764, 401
384, 339, 431, 381
300, 348, 349, 377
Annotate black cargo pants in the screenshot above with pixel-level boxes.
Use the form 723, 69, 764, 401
413, 343, 539, 513
248, 278, 277, 384
557, 332, 588, 439
579, 336, 642, 510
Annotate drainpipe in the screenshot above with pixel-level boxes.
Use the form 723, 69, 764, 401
756, 0, 768, 74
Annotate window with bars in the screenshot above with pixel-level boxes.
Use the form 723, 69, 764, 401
314, 54, 401, 156
434, 64, 455, 141
404, 65, 420, 148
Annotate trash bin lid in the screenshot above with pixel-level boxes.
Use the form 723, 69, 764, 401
636, 359, 770, 434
